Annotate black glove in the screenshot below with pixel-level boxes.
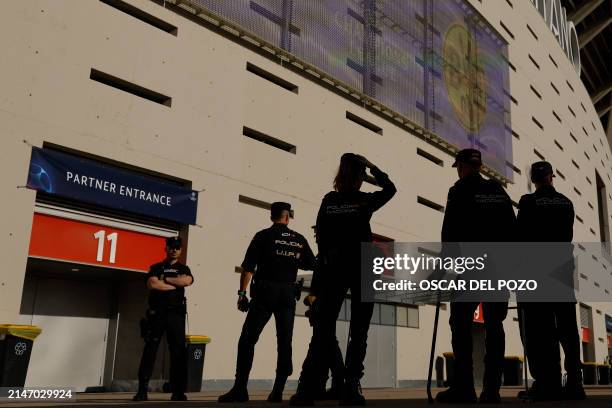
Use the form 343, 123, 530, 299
237, 295, 250, 312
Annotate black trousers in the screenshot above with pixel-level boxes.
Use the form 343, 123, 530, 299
519, 302, 581, 389
449, 301, 508, 392
314, 337, 344, 392
234, 280, 296, 388
297, 275, 373, 393
137, 305, 187, 394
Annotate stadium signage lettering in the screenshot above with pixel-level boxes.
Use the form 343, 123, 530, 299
530, 0, 581, 74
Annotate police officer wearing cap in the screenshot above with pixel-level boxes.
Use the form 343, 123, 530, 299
219, 202, 316, 403
516, 161, 584, 401
290, 153, 396, 406
436, 149, 515, 404
133, 236, 194, 402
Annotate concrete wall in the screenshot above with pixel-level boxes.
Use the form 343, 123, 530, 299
0, 0, 610, 386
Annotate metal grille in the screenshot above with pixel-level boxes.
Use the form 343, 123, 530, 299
186, 0, 512, 180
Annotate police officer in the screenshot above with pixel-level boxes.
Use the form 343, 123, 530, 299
133, 236, 193, 402
218, 202, 316, 403
517, 161, 584, 400
290, 153, 396, 406
436, 149, 515, 404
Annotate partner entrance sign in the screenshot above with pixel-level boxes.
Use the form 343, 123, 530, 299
26, 147, 198, 225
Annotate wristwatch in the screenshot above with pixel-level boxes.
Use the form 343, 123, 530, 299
237, 290, 247, 296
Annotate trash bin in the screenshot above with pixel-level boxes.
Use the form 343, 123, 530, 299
185, 335, 211, 392
582, 362, 598, 385
443, 352, 454, 387
503, 356, 524, 386
0, 325, 42, 387
597, 364, 610, 385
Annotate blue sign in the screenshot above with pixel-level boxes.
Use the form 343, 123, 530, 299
27, 147, 198, 225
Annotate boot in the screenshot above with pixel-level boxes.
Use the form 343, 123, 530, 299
289, 381, 314, 406
478, 389, 501, 404
170, 392, 188, 401
267, 376, 287, 403
132, 380, 148, 402
435, 386, 477, 404
563, 380, 586, 400
339, 379, 365, 406
218, 386, 249, 403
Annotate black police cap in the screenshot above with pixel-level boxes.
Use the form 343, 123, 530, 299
166, 236, 182, 248
452, 148, 482, 167
530, 161, 554, 182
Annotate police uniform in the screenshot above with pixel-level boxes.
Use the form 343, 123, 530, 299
221, 202, 316, 402
437, 149, 515, 404
292, 156, 396, 405
517, 161, 583, 400
134, 237, 192, 401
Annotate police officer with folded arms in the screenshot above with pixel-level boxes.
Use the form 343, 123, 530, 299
219, 202, 316, 403
517, 161, 584, 400
436, 149, 515, 404
133, 236, 193, 402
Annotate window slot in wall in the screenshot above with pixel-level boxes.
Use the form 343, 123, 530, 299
99, 0, 178, 35
580, 102, 586, 113
505, 0, 513, 7
511, 129, 520, 139
346, 111, 383, 135
526, 24, 538, 40
238, 194, 294, 218
550, 82, 560, 95
548, 54, 558, 68
242, 126, 296, 153
552, 110, 562, 123
509, 94, 518, 105
584, 151, 591, 160
572, 160, 580, 169
576, 215, 584, 223
417, 196, 444, 212
590, 228, 596, 236
566, 80, 574, 92
583, 127, 589, 137
89, 68, 172, 107
570, 132, 578, 143
568, 105, 576, 117
556, 169, 566, 180
528, 54, 540, 69
532, 116, 543, 130
530, 85, 542, 99
534, 149, 545, 160
499, 21, 515, 40
593, 144, 598, 153
592, 121, 596, 131
580, 273, 587, 280
588, 202, 594, 210
586, 176, 592, 185
417, 148, 443, 166
574, 187, 582, 196
246, 62, 298, 93
554, 140, 563, 151
506, 161, 521, 174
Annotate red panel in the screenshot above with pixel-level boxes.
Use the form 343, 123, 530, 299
582, 327, 590, 343
473, 303, 484, 323
607, 334, 611, 349
28, 213, 166, 272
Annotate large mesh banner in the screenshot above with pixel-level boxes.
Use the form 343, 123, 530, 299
190, 0, 512, 180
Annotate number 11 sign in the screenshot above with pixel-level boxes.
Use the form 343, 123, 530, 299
28, 213, 167, 272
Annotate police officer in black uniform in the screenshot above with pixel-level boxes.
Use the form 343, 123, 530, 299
517, 161, 585, 400
219, 202, 316, 403
436, 149, 515, 404
290, 153, 396, 406
133, 236, 193, 402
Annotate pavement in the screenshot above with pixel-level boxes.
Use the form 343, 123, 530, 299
1, 386, 612, 407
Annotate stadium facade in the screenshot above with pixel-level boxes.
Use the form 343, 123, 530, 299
1, 0, 611, 391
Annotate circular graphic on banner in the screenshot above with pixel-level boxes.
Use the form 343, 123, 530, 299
443, 24, 488, 132
15, 342, 27, 356
194, 348, 203, 360
28, 163, 53, 193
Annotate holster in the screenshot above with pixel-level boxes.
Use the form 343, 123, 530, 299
294, 278, 304, 301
